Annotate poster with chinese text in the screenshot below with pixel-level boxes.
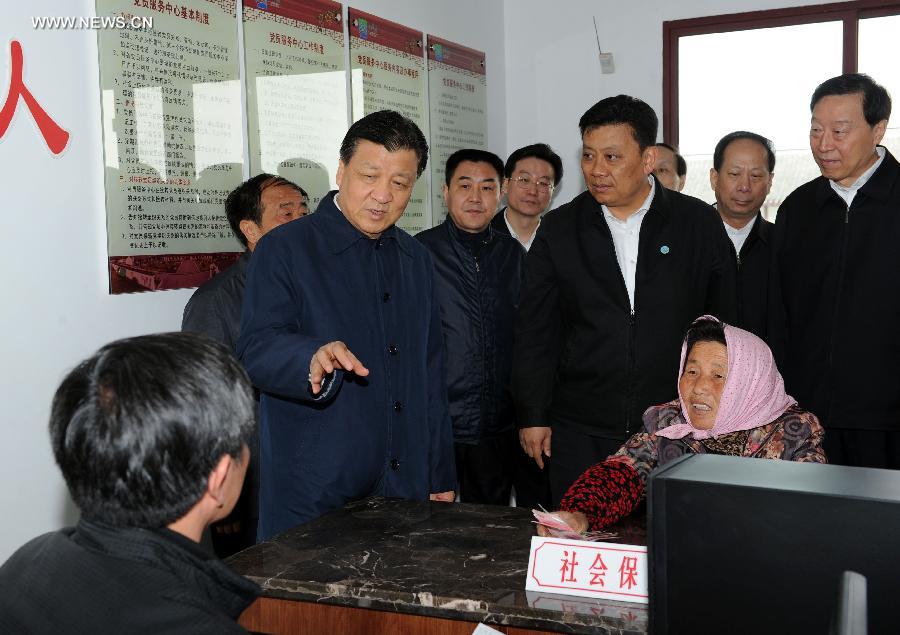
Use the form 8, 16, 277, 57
242, 0, 346, 210
97, 0, 244, 293
427, 36, 487, 225
348, 9, 427, 234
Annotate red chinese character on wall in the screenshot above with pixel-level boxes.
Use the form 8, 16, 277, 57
0, 40, 70, 154
559, 550, 579, 583
618, 556, 639, 590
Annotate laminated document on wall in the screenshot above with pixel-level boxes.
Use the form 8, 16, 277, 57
348, 8, 428, 234
241, 0, 347, 210
426, 35, 487, 226
97, 0, 244, 293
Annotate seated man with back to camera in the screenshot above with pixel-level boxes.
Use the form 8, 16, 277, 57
539, 316, 826, 534
0, 333, 259, 633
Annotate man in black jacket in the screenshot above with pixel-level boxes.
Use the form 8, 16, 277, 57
512, 95, 736, 505
183, 174, 307, 556
0, 334, 258, 634
769, 73, 898, 468
418, 149, 525, 504
491, 143, 563, 252
183, 174, 308, 352
710, 131, 775, 339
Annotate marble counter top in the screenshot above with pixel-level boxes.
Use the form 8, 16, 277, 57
228, 497, 647, 634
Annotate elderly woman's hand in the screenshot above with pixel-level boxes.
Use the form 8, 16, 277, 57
535, 510, 589, 536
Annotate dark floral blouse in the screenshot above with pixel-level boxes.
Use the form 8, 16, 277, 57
560, 400, 826, 530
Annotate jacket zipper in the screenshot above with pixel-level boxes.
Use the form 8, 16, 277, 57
825, 203, 851, 419
624, 310, 636, 436
473, 251, 487, 431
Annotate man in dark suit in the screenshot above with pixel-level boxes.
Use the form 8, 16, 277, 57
512, 95, 736, 505
491, 143, 563, 252
769, 73, 899, 468
709, 131, 775, 339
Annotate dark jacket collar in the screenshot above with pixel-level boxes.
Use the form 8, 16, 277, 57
444, 215, 496, 244
646, 174, 673, 220
736, 213, 772, 255
582, 175, 669, 224
75, 519, 259, 619
317, 190, 414, 257
752, 213, 772, 244
814, 145, 899, 207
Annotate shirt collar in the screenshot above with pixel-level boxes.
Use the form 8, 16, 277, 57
829, 145, 886, 199
602, 175, 655, 224
503, 208, 540, 247
724, 216, 756, 239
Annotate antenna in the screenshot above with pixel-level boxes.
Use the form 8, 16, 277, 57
593, 17, 616, 74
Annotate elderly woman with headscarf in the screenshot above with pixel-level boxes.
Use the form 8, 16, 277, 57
543, 316, 826, 534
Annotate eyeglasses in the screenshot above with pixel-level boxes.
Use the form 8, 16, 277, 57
510, 174, 554, 193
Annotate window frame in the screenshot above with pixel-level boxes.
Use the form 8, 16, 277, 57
662, 0, 900, 147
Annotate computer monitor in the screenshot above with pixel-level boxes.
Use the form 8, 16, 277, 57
648, 455, 899, 634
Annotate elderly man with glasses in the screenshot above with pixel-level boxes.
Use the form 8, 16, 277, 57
492, 143, 564, 251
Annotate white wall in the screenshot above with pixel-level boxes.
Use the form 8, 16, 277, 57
503, 0, 839, 205
0, 0, 504, 561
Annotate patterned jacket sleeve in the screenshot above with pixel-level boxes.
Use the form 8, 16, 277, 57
784, 408, 827, 463
559, 458, 644, 530
559, 405, 674, 530
559, 434, 661, 532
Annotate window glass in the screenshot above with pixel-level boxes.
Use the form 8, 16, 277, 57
858, 14, 900, 156
678, 22, 842, 219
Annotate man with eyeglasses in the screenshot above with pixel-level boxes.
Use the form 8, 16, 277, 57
417, 149, 525, 505
491, 143, 564, 251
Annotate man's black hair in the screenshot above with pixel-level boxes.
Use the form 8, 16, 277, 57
339, 109, 429, 177
444, 148, 504, 185
811, 73, 892, 128
504, 143, 564, 186
655, 142, 687, 178
49, 333, 255, 528
225, 174, 307, 248
579, 95, 658, 151
712, 132, 776, 173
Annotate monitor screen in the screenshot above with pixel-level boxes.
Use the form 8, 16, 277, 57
648, 455, 898, 634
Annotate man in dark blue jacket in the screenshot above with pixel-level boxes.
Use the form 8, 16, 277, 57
417, 149, 524, 505
238, 111, 457, 541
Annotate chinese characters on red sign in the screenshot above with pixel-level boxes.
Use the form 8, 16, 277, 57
0, 41, 70, 154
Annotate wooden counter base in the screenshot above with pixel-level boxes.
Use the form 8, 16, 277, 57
240, 596, 559, 635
